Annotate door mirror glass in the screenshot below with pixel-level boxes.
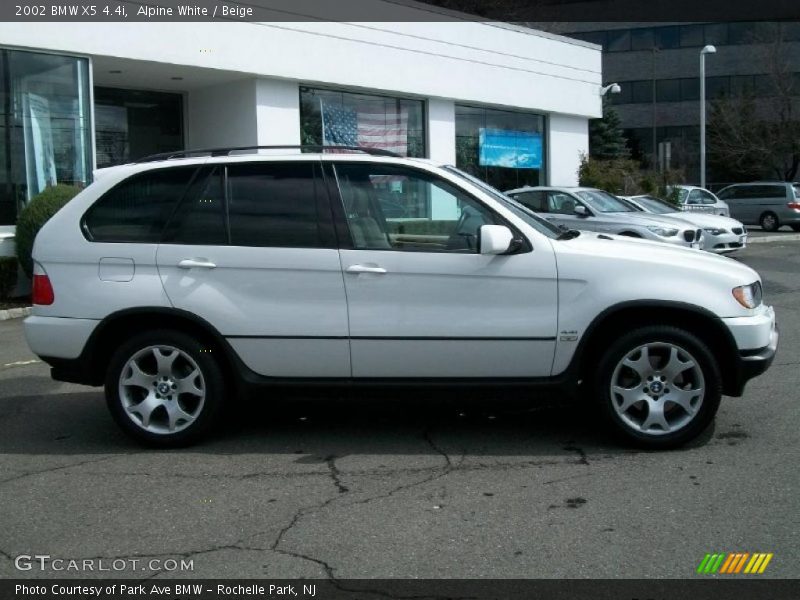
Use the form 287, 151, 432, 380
574, 204, 589, 217
479, 225, 514, 255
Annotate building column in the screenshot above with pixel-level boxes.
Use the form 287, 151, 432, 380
186, 79, 259, 148
548, 113, 588, 187
255, 78, 301, 146
427, 98, 456, 164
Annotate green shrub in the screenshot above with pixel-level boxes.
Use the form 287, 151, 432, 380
0, 256, 17, 299
15, 184, 81, 278
578, 155, 685, 199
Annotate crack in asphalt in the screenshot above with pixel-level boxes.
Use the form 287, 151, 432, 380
324, 455, 350, 494
0, 455, 123, 485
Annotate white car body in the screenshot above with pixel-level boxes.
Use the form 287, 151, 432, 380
622, 195, 747, 254
23, 150, 778, 447
670, 185, 730, 217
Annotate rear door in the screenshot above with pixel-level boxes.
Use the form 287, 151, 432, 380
330, 162, 558, 378
156, 160, 350, 378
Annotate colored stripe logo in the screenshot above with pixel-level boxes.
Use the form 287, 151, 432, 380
697, 552, 773, 574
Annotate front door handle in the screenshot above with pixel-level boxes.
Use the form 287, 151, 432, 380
178, 259, 217, 269
346, 264, 387, 275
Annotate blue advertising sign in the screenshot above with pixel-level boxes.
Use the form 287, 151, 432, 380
478, 128, 542, 169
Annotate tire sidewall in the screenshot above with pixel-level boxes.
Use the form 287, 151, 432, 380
105, 330, 224, 447
760, 212, 779, 232
594, 326, 722, 449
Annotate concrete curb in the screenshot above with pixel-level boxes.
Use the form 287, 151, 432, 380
748, 233, 800, 244
0, 306, 31, 321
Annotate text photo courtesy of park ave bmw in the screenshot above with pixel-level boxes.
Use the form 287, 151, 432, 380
0, 0, 798, 598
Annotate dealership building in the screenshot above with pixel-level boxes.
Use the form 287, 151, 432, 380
0, 3, 602, 256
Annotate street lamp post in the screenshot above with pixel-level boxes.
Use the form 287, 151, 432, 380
700, 45, 717, 188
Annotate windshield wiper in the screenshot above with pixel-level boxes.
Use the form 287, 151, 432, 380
557, 229, 581, 240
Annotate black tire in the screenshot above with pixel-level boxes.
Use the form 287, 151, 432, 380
592, 325, 722, 450
759, 212, 780, 232
105, 329, 225, 447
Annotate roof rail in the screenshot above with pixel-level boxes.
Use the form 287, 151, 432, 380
135, 145, 401, 163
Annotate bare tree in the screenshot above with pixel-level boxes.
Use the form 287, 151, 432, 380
708, 23, 800, 182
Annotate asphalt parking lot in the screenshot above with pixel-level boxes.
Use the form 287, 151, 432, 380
0, 241, 798, 581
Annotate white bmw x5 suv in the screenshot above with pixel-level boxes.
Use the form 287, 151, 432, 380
23, 146, 778, 449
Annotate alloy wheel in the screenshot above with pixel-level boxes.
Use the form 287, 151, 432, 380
118, 345, 206, 434
609, 342, 705, 436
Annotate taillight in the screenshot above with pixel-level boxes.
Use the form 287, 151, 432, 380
787, 202, 800, 210
32, 273, 54, 305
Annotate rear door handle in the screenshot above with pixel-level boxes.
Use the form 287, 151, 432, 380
346, 264, 387, 275
178, 259, 217, 269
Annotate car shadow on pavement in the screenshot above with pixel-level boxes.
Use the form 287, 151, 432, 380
0, 384, 716, 458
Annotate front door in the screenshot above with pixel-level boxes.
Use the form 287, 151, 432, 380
156, 160, 350, 378
331, 162, 558, 378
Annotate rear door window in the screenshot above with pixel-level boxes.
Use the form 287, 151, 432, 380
512, 191, 547, 212
84, 167, 196, 243
226, 162, 322, 248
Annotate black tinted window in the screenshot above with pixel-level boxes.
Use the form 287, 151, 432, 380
513, 191, 546, 211
227, 162, 320, 248
163, 168, 227, 245
84, 167, 195, 242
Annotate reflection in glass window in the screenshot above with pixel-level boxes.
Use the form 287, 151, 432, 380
630, 28, 655, 51
607, 29, 631, 52
455, 105, 545, 192
655, 26, 680, 49
94, 87, 183, 168
704, 23, 728, 46
656, 79, 681, 102
631, 81, 654, 104
679, 24, 705, 47
299, 87, 425, 158
0, 49, 92, 225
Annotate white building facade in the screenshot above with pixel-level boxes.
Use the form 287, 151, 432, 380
0, 10, 602, 250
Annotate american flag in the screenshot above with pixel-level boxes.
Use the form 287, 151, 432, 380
321, 99, 409, 155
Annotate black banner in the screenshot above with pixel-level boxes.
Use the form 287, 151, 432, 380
3, 579, 800, 600
1, 0, 799, 22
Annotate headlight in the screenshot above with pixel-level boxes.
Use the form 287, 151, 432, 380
704, 227, 727, 235
646, 225, 679, 237
732, 281, 763, 309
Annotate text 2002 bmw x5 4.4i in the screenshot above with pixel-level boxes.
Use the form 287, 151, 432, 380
24, 147, 778, 449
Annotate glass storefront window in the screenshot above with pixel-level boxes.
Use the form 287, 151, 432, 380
94, 87, 183, 168
299, 87, 425, 157
455, 104, 545, 191
0, 48, 91, 226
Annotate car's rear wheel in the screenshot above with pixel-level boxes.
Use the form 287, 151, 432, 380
105, 330, 224, 447
593, 326, 721, 449
760, 212, 780, 232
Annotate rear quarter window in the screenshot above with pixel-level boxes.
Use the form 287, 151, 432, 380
83, 167, 196, 243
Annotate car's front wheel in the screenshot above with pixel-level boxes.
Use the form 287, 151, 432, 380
593, 326, 721, 449
105, 330, 224, 447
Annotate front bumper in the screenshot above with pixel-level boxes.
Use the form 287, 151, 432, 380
703, 231, 747, 254
723, 306, 779, 396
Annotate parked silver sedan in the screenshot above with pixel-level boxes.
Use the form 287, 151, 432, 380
505, 186, 704, 249
622, 195, 747, 254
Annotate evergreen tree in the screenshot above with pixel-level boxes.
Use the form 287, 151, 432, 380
589, 100, 631, 160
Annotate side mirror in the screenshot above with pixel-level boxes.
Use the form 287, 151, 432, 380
479, 225, 514, 255
574, 205, 590, 217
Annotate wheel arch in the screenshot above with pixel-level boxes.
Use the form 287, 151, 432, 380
570, 300, 740, 396
81, 307, 240, 391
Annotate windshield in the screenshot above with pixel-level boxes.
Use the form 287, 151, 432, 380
635, 196, 678, 214
575, 190, 636, 213
443, 167, 563, 239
